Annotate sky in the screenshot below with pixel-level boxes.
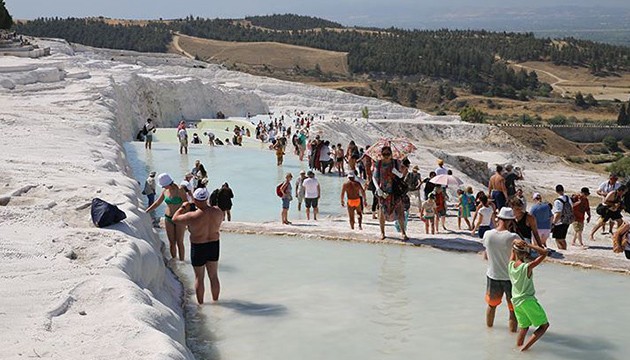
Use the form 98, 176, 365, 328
6, 0, 630, 29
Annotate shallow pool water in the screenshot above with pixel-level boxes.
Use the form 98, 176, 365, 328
125, 136, 630, 360
125, 138, 352, 222
174, 233, 629, 360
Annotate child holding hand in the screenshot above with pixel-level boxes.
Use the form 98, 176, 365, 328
509, 241, 550, 352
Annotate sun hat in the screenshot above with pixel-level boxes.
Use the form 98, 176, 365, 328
437, 159, 444, 165
412, 165, 419, 172
497, 207, 516, 220
532, 192, 541, 200
193, 188, 209, 201
157, 173, 173, 188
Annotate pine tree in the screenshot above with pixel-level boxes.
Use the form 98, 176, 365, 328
0, 0, 12, 30
618, 104, 629, 126
574, 92, 586, 108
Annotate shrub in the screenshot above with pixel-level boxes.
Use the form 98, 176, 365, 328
603, 136, 619, 151
592, 154, 618, 164
459, 106, 486, 123
566, 156, 586, 164
548, 115, 567, 125
607, 156, 630, 177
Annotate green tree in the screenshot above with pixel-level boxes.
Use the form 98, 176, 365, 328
584, 93, 598, 107
603, 136, 619, 151
574, 92, 586, 108
617, 104, 629, 126
459, 106, 486, 123
361, 106, 369, 119
0, 0, 12, 30
607, 156, 630, 178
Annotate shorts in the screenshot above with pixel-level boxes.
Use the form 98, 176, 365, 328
478, 225, 491, 239
145, 133, 153, 141
537, 229, 551, 238
514, 298, 548, 328
423, 215, 434, 220
179, 138, 188, 147
491, 190, 506, 210
604, 210, 623, 222
552, 223, 569, 239
282, 198, 291, 209
347, 198, 361, 208
572, 221, 584, 233
190, 241, 220, 267
336, 157, 344, 163
485, 277, 514, 311
297, 193, 305, 203
305, 198, 319, 208
437, 209, 446, 216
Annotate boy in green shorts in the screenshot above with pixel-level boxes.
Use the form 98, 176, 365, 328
509, 241, 550, 352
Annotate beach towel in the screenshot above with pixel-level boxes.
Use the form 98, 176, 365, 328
90, 198, 127, 228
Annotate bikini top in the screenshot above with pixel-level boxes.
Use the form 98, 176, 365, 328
164, 194, 183, 205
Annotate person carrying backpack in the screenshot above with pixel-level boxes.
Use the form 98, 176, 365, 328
551, 184, 574, 250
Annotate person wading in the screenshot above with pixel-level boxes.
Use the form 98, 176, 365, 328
341, 173, 366, 230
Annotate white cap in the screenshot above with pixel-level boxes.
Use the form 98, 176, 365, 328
532, 192, 541, 200
193, 188, 209, 201
157, 173, 173, 188
347, 173, 355, 178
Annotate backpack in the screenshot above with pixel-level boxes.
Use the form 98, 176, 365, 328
141, 125, 148, 136
557, 196, 575, 224
90, 198, 127, 228
276, 183, 284, 198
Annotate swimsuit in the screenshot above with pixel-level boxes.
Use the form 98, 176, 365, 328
164, 195, 183, 205
190, 241, 220, 267
164, 214, 174, 224
347, 198, 361, 208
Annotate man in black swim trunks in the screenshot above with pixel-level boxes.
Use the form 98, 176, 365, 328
172, 187, 224, 304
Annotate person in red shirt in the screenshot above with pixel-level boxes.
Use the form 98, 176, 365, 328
434, 185, 447, 232
571, 187, 591, 247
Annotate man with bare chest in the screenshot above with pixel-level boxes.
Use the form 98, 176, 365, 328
341, 173, 366, 230
173, 188, 224, 304
488, 165, 509, 211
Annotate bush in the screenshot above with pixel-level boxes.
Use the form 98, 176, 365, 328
566, 156, 586, 164
592, 154, 619, 164
459, 106, 486, 123
607, 156, 630, 177
603, 136, 619, 151
548, 115, 567, 125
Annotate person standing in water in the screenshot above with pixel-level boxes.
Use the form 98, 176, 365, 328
178, 125, 189, 155
341, 173, 365, 230
217, 183, 234, 221
172, 188, 224, 304
146, 173, 188, 261
143, 118, 156, 150
143, 171, 158, 226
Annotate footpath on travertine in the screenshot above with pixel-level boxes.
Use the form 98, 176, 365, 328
221, 210, 630, 275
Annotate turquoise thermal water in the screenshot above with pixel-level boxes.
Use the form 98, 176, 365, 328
126, 137, 630, 360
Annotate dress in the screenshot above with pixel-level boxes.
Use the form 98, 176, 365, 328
374, 160, 402, 221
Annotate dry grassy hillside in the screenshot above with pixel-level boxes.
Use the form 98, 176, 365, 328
170, 34, 349, 76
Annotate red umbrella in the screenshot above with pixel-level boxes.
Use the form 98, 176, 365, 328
365, 138, 417, 161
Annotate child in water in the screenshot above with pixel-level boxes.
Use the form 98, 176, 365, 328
509, 241, 550, 351
420, 193, 436, 234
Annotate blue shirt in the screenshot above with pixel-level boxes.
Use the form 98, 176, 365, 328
530, 202, 552, 230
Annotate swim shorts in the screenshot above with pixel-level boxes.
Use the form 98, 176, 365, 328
347, 198, 361, 208
145, 133, 153, 141
478, 225, 491, 239
514, 298, 548, 328
190, 241, 220, 267
305, 198, 319, 208
552, 223, 569, 239
485, 276, 514, 311
603, 209, 622, 221
491, 190, 506, 210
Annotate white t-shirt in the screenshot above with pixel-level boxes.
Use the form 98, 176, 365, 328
178, 128, 188, 141
180, 180, 193, 202
483, 229, 519, 281
320, 145, 331, 162
145, 122, 155, 132
598, 181, 621, 198
435, 166, 448, 175
478, 206, 494, 226
302, 177, 320, 199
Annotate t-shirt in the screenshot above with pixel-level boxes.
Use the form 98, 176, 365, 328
598, 181, 621, 198
145, 122, 155, 133
302, 177, 320, 199
505, 173, 519, 196
552, 195, 573, 225
530, 202, 552, 230
435, 166, 447, 175
508, 261, 536, 307
319, 146, 331, 162
177, 128, 188, 141
572, 196, 590, 223
483, 229, 519, 281
477, 206, 493, 226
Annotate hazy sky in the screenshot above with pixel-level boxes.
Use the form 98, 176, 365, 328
6, 0, 630, 28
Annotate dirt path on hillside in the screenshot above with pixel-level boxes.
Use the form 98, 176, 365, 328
511, 62, 568, 96
171, 33, 194, 59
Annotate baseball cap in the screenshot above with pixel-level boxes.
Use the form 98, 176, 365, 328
347, 173, 355, 178
581, 187, 590, 195
532, 192, 541, 200
157, 173, 173, 188
193, 188, 209, 201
